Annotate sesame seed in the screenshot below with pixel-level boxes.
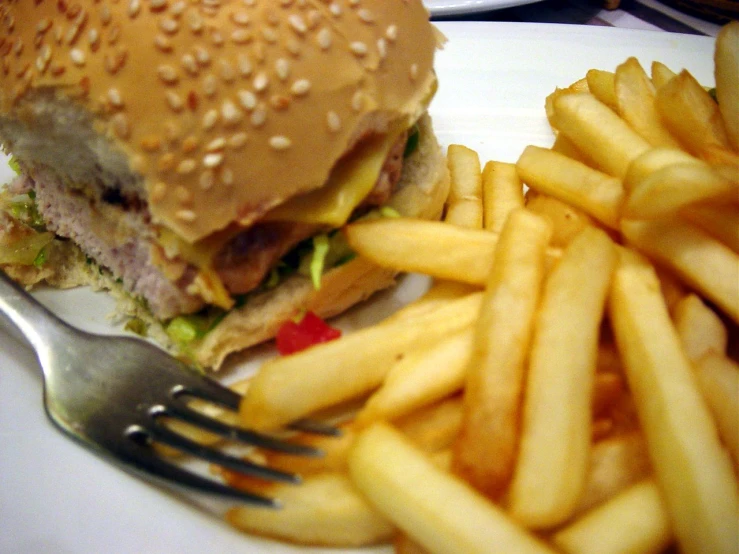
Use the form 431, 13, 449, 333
70, 48, 86, 66
202, 109, 219, 130
165, 91, 183, 111
238, 89, 257, 110
220, 168, 234, 186
261, 27, 278, 43
327, 111, 341, 132
229, 132, 248, 149
154, 35, 173, 52
36, 18, 52, 33
253, 72, 269, 92
199, 170, 215, 190
220, 60, 236, 82
307, 9, 321, 29
35, 45, 52, 73
171, 1, 187, 17
317, 28, 331, 50
290, 79, 311, 96
351, 91, 365, 111
349, 42, 368, 57
288, 14, 307, 34
386, 25, 398, 42
157, 65, 179, 84
160, 18, 179, 34
203, 74, 217, 96
149, 0, 168, 11
100, 5, 112, 26
237, 54, 253, 77
270, 95, 290, 110
222, 100, 243, 126
182, 136, 199, 153
108, 88, 124, 107
410, 63, 419, 81
358, 9, 375, 23
187, 12, 204, 33
285, 39, 301, 57
329, 2, 341, 16
377, 38, 387, 60
231, 11, 250, 26
151, 181, 167, 201
111, 113, 130, 139
177, 159, 196, 174
141, 135, 162, 152
88, 28, 101, 50
275, 58, 290, 81
128, 0, 141, 18
232, 29, 252, 44
194, 47, 211, 66
203, 153, 224, 168
206, 137, 226, 151
176, 209, 197, 222
250, 105, 267, 127
181, 54, 198, 75
269, 136, 292, 150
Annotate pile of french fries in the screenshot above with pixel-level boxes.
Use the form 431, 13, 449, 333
222, 23, 738, 554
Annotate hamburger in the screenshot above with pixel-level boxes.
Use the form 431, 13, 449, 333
0, 0, 449, 369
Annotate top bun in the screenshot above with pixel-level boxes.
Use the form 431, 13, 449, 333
0, 0, 439, 242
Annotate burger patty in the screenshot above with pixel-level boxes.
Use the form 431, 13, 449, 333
13, 132, 407, 318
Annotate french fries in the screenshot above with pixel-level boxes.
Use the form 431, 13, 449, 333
227, 25, 738, 554
453, 209, 552, 499
445, 144, 483, 229
507, 227, 617, 528
609, 256, 738, 554
348, 423, 557, 554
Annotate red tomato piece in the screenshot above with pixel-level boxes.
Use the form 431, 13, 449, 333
276, 311, 342, 355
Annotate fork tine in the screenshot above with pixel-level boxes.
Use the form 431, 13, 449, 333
288, 418, 344, 437
171, 381, 242, 411
127, 424, 301, 484
157, 402, 322, 457
121, 437, 280, 507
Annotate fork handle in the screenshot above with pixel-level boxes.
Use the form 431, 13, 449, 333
0, 269, 71, 353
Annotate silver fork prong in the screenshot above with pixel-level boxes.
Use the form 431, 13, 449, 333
288, 418, 343, 437
159, 402, 322, 457
122, 435, 280, 507
171, 381, 242, 411
128, 423, 301, 484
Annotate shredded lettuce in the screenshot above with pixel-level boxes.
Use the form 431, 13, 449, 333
403, 124, 420, 158
8, 156, 20, 174
308, 234, 330, 290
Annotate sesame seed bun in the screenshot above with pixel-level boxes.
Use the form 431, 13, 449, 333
0, 0, 438, 242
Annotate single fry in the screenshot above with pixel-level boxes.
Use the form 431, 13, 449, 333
623, 147, 702, 192
682, 203, 739, 253
508, 227, 617, 529
545, 78, 590, 128
586, 68, 617, 110
575, 432, 652, 516
553, 480, 672, 554
226, 472, 394, 547
615, 57, 681, 148
445, 144, 483, 229
517, 145, 625, 228
481, 160, 525, 233
624, 161, 737, 220
673, 293, 728, 362
609, 256, 739, 554
395, 396, 464, 453
453, 209, 552, 499
355, 329, 473, 426
694, 353, 739, 467
651, 60, 677, 89
240, 293, 481, 430
345, 218, 561, 285
622, 218, 739, 324
552, 92, 651, 179
525, 192, 595, 248
655, 69, 733, 161
714, 21, 739, 151
348, 423, 558, 554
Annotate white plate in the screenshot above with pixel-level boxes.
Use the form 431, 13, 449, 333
425, 0, 543, 16
0, 22, 715, 554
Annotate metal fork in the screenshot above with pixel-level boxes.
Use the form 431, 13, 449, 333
0, 269, 327, 507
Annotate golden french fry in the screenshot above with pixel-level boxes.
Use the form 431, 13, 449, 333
615, 57, 681, 148
655, 69, 733, 161
453, 209, 552, 499
394, 534, 431, 554
525, 192, 595, 248
240, 293, 481, 430
552, 92, 651, 179
345, 218, 561, 285
481, 161, 525, 233
694, 353, 739, 467
445, 144, 483, 229
517, 145, 625, 228
553, 480, 672, 554
623, 147, 702, 192
651, 60, 677, 89
545, 78, 590, 128
355, 329, 472, 427
586, 69, 617, 110
622, 218, 739, 324
624, 161, 737, 220
714, 21, 739, 152
348, 423, 558, 554
682, 203, 739, 253
226, 472, 394, 547
575, 432, 652, 516
609, 256, 739, 554
508, 227, 618, 528
550, 133, 589, 163
674, 293, 728, 362
395, 396, 464, 453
